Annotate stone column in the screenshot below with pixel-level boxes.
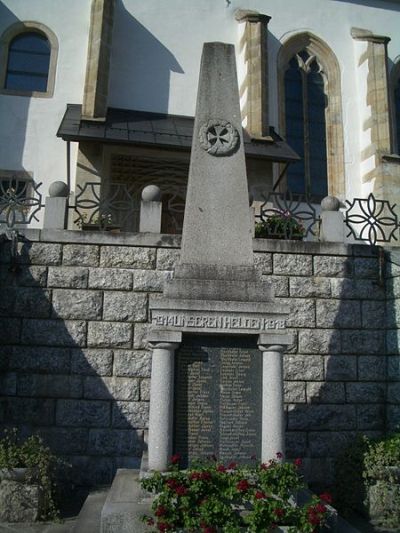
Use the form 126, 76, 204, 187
148, 331, 182, 471
43, 181, 69, 229
258, 333, 292, 462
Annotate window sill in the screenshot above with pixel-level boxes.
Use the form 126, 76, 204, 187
382, 153, 400, 164
0, 88, 53, 98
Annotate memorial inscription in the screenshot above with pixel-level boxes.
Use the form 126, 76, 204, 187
174, 335, 262, 466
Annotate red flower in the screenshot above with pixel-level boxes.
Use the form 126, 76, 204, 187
255, 490, 266, 499
260, 462, 269, 470
170, 453, 181, 465
202, 528, 216, 533
319, 492, 333, 504
216, 464, 226, 473
147, 518, 155, 526
165, 478, 178, 490
175, 485, 188, 496
307, 510, 321, 526
157, 523, 171, 532
274, 508, 285, 518
228, 461, 237, 469
315, 503, 327, 514
294, 458, 302, 467
155, 506, 167, 517
190, 471, 201, 480
201, 471, 211, 481
236, 479, 250, 492
276, 452, 283, 459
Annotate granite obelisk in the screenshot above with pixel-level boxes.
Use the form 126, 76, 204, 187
147, 42, 292, 471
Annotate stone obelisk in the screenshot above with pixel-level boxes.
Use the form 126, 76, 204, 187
147, 42, 292, 472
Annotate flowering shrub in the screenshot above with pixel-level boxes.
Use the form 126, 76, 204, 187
255, 210, 305, 240
141, 454, 333, 532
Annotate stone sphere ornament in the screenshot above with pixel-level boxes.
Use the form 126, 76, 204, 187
141, 184, 161, 202
199, 119, 239, 156
48, 181, 69, 198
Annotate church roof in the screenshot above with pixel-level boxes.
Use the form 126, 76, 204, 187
57, 104, 300, 164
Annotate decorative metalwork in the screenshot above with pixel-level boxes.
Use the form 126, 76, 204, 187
345, 193, 399, 245
199, 119, 239, 156
256, 190, 320, 240
0, 177, 43, 228
72, 182, 138, 230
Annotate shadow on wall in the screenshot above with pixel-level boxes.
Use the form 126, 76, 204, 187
331, 0, 400, 9
283, 247, 394, 492
0, 2, 30, 175
108, 0, 184, 113
0, 238, 149, 497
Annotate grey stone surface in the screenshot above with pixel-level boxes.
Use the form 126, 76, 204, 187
10, 346, 70, 373
112, 401, 149, 429
357, 404, 385, 430
71, 349, 113, 376
358, 355, 387, 380
280, 298, 315, 328
308, 431, 356, 457
88, 429, 143, 455
330, 278, 385, 299
84, 377, 139, 401
388, 383, 400, 403
0, 288, 51, 318
48, 266, 89, 288
285, 431, 307, 457
346, 382, 385, 403
387, 329, 400, 354
89, 268, 133, 290
43, 196, 68, 230
316, 299, 361, 328
388, 355, 400, 379
113, 350, 151, 377
283, 381, 306, 403
342, 330, 384, 354
288, 404, 356, 430
56, 399, 110, 427
133, 323, 151, 349
354, 257, 379, 279
38, 427, 89, 454
313, 256, 352, 277
100, 469, 152, 533
156, 248, 180, 270
18, 243, 62, 265
289, 277, 331, 298
268, 275, 289, 297
324, 355, 357, 381
0, 372, 17, 395
133, 269, 171, 292
273, 254, 312, 276
298, 329, 341, 354
100, 246, 156, 269
140, 379, 150, 401
21, 319, 87, 347
52, 289, 102, 320
6, 397, 55, 425
387, 405, 400, 430
63, 244, 100, 266
0, 265, 47, 287
0, 318, 21, 344
17, 374, 83, 398
103, 292, 147, 322
306, 382, 345, 403
179, 43, 253, 270
361, 300, 386, 328
0, 480, 42, 522
87, 322, 132, 348
284, 354, 324, 380
139, 199, 162, 233
254, 253, 272, 274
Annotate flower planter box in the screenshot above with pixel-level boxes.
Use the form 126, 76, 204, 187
0, 479, 44, 522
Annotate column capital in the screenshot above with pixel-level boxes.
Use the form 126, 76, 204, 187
148, 329, 182, 349
257, 332, 294, 352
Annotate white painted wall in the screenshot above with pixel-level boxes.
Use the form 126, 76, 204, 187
1, 0, 400, 226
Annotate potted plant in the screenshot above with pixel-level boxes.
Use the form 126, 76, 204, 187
255, 210, 305, 240
0, 428, 60, 522
141, 454, 334, 532
78, 212, 121, 232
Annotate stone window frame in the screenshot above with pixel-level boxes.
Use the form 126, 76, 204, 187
389, 58, 400, 155
0, 21, 58, 98
277, 32, 345, 199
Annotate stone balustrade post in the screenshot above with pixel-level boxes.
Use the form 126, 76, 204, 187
258, 333, 292, 463
148, 330, 182, 471
139, 185, 162, 233
43, 181, 69, 230
319, 195, 345, 243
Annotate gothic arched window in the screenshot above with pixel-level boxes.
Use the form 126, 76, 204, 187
278, 33, 345, 199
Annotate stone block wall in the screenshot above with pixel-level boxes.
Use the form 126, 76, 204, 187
0, 230, 397, 488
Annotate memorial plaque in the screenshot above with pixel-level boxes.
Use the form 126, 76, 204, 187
174, 335, 262, 466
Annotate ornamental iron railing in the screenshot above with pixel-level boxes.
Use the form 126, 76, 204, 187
0, 177, 43, 228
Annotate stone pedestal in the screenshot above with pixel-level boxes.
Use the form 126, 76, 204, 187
148, 331, 181, 471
